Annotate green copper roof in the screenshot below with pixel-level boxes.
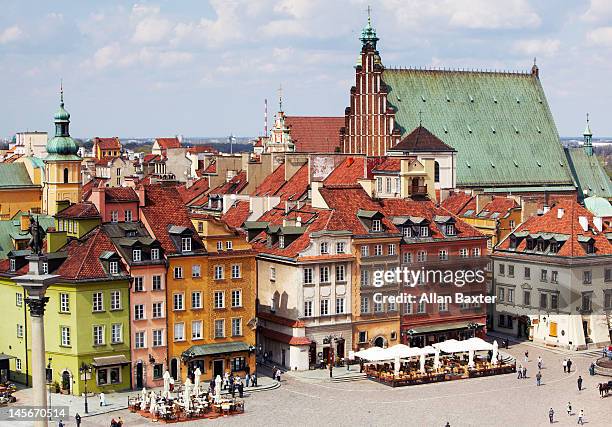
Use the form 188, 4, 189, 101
565, 147, 612, 200
46, 136, 79, 157
54, 105, 70, 121
383, 69, 574, 188
0, 163, 37, 189
46, 86, 79, 158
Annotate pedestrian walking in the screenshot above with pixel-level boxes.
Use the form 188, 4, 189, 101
537, 356, 543, 370
563, 358, 567, 373
577, 409, 584, 425
523, 366, 527, 379
536, 370, 542, 386
245, 372, 250, 387
117, 417, 124, 427
99, 392, 106, 407
567, 358, 573, 373
252, 372, 257, 387
567, 402, 572, 416
548, 408, 554, 424
589, 361, 596, 376
58, 420, 64, 427
445, 422, 451, 427
577, 375, 583, 391
517, 364, 523, 379
75, 413, 81, 427
238, 378, 244, 398
524, 350, 529, 362
231, 381, 236, 398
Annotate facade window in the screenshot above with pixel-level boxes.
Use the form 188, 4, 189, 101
524, 267, 531, 279
509, 220, 515, 229
214, 291, 225, 309
226, 241, 233, 250
605, 268, 612, 282
507, 288, 514, 303
374, 244, 383, 256
134, 277, 144, 292
604, 292, 612, 310
231, 357, 246, 372
174, 323, 185, 341
16, 324, 24, 338
508, 265, 514, 277
583, 271, 592, 284
198, 222, 204, 233
581, 293, 592, 312
524, 291, 531, 306
540, 269, 547, 282
93, 325, 104, 346
336, 297, 345, 314
192, 320, 203, 340
395, 177, 401, 193
152, 329, 163, 347
420, 226, 429, 237
110, 290, 121, 310
498, 287, 505, 302
231, 318, 242, 336
109, 261, 119, 275
417, 300, 426, 313
539, 293, 548, 309
551, 294, 558, 310
403, 252, 412, 264
111, 324, 122, 344
9, 258, 15, 271
374, 301, 383, 313
459, 248, 468, 258
445, 224, 455, 235
124, 210, 132, 222
403, 227, 412, 238
231, 290, 242, 307
499, 264, 505, 275
174, 266, 183, 279
361, 245, 369, 257
134, 304, 145, 320
360, 296, 370, 313
42, 262, 48, 274
173, 293, 184, 311
214, 319, 225, 338
472, 247, 481, 257
135, 331, 145, 349
93, 292, 104, 312
152, 275, 162, 290
320, 299, 330, 316
358, 331, 368, 343
388, 301, 397, 311
151, 248, 160, 260
360, 269, 369, 286
303, 268, 313, 284
551, 271, 558, 284
439, 249, 448, 261
216, 241, 223, 251
270, 267, 276, 281
152, 302, 163, 318
388, 244, 396, 256
372, 220, 382, 232
376, 177, 382, 192
192, 291, 202, 309
111, 211, 118, 222
498, 314, 506, 327
439, 300, 448, 312
192, 264, 201, 278
335, 264, 346, 282
336, 242, 346, 254
320, 266, 330, 283
385, 177, 392, 193
405, 302, 414, 314
304, 300, 313, 317
214, 265, 224, 280
16, 292, 23, 307
16, 359, 22, 371
320, 242, 329, 254
231, 264, 241, 279
417, 251, 427, 262
181, 237, 192, 253
60, 293, 70, 312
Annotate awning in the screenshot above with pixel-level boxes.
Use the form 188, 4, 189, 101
409, 322, 485, 335
183, 341, 252, 358
92, 355, 131, 367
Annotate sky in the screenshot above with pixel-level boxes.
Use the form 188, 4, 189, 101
1, 0, 612, 138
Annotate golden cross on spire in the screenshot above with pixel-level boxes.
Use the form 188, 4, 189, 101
586, 112, 590, 124
366, 5, 372, 24
60, 78, 64, 106
278, 84, 283, 111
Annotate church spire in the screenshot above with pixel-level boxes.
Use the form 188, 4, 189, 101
583, 113, 593, 156
46, 81, 78, 156
360, 5, 379, 50
531, 57, 539, 78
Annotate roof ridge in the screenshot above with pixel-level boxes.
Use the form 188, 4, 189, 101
386, 67, 531, 76
73, 227, 102, 279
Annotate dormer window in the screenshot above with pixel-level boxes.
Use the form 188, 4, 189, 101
151, 248, 160, 260
320, 242, 329, 254
9, 258, 15, 272
42, 262, 48, 274
445, 224, 455, 236
181, 237, 192, 253
279, 236, 285, 249
110, 261, 119, 275
549, 242, 559, 254
372, 220, 382, 232
526, 238, 535, 250
420, 226, 429, 237
403, 227, 412, 238
586, 242, 595, 254
536, 240, 545, 252
133, 249, 142, 262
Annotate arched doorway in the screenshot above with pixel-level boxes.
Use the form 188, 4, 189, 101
373, 336, 386, 348
170, 358, 178, 381
136, 362, 144, 389
61, 370, 71, 393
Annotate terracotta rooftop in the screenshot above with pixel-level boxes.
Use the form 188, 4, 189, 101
143, 154, 162, 163
209, 171, 248, 195
81, 177, 108, 201
276, 164, 309, 202
155, 137, 181, 150
177, 178, 210, 204
372, 158, 401, 173
201, 161, 217, 175
441, 192, 476, 215
259, 327, 311, 345
464, 197, 519, 219
254, 164, 285, 196
390, 126, 455, 152
187, 145, 217, 154
285, 116, 344, 153
324, 157, 366, 185
105, 187, 139, 202
93, 137, 121, 151
56, 202, 100, 219
221, 200, 251, 228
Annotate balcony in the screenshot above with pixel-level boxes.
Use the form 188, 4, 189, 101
410, 184, 427, 196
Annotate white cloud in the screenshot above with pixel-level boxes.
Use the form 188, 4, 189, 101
513, 38, 561, 57
0, 25, 23, 44
582, 0, 612, 22
587, 26, 612, 47
84, 43, 192, 70
130, 4, 173, 44
273, 0, 318, 19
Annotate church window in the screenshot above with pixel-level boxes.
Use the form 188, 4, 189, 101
63, 168, 69, 183
434, 161, 440, 183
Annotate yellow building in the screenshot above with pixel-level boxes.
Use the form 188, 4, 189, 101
460, 197, 522, 252
0, 162, 42, 219
42, 88, 82, 215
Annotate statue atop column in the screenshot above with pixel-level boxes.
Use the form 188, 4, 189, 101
28, 214, 46, 256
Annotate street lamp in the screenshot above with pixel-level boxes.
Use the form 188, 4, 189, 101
79, 363, 92, 414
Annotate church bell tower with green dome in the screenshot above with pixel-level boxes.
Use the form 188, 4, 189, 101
42, 83, 82, 215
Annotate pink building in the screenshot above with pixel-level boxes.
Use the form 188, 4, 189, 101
88, 185, 140, 223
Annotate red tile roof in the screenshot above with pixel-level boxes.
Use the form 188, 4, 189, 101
93, 137, 121, 151
474, 197, 519, 219
391, 126, 455, 152
221, 200, 251, 228
56, 228, 125, 280
177, 178, 210, 204
155, 137, 181, 150
140, 185, 203, 254
56, 202, 100, 219
143, 154, 162, 163
105, 187, 139, 202
209, 171, 248, 195
497, 200, 611, 257
81, 178, 108, 201
187, 145, 217, 154
254, 164, 285, 196
201, 161, 217, 175
372, 158, 401, 173
324, 157, 366, 185
276, 164, 309, 201
285, 116, 344, 153
441, 192, 476, 215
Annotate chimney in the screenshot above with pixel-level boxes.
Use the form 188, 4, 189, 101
136, 185, 146, 207
557, 208, 564, 219
578, 216, 589, 232
543, 205, 550, 214
91, 185, 106, 220
594, 217, 603, 232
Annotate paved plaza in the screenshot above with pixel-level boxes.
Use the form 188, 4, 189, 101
6, 341, 612, 427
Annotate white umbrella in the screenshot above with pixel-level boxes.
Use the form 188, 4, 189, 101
163, 371, 171, 398
183, 378, 192, 410
214, 375, 222, 403
149, 393, 157, 415
394, 355, 401, 377
468, 349, 475, 368
466, 337, 494, 351
140, 387, 147, 409
433, 347, 441, 370
419, 353, 426, 373
354, 346, 389, 361
193, 368, 201, 395
492, 340, 499, 365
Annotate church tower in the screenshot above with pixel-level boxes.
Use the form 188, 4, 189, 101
342, 9, 400, 156
264, 86, 295, 153
42, 84, 82, 215
583, 113, 593, 157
